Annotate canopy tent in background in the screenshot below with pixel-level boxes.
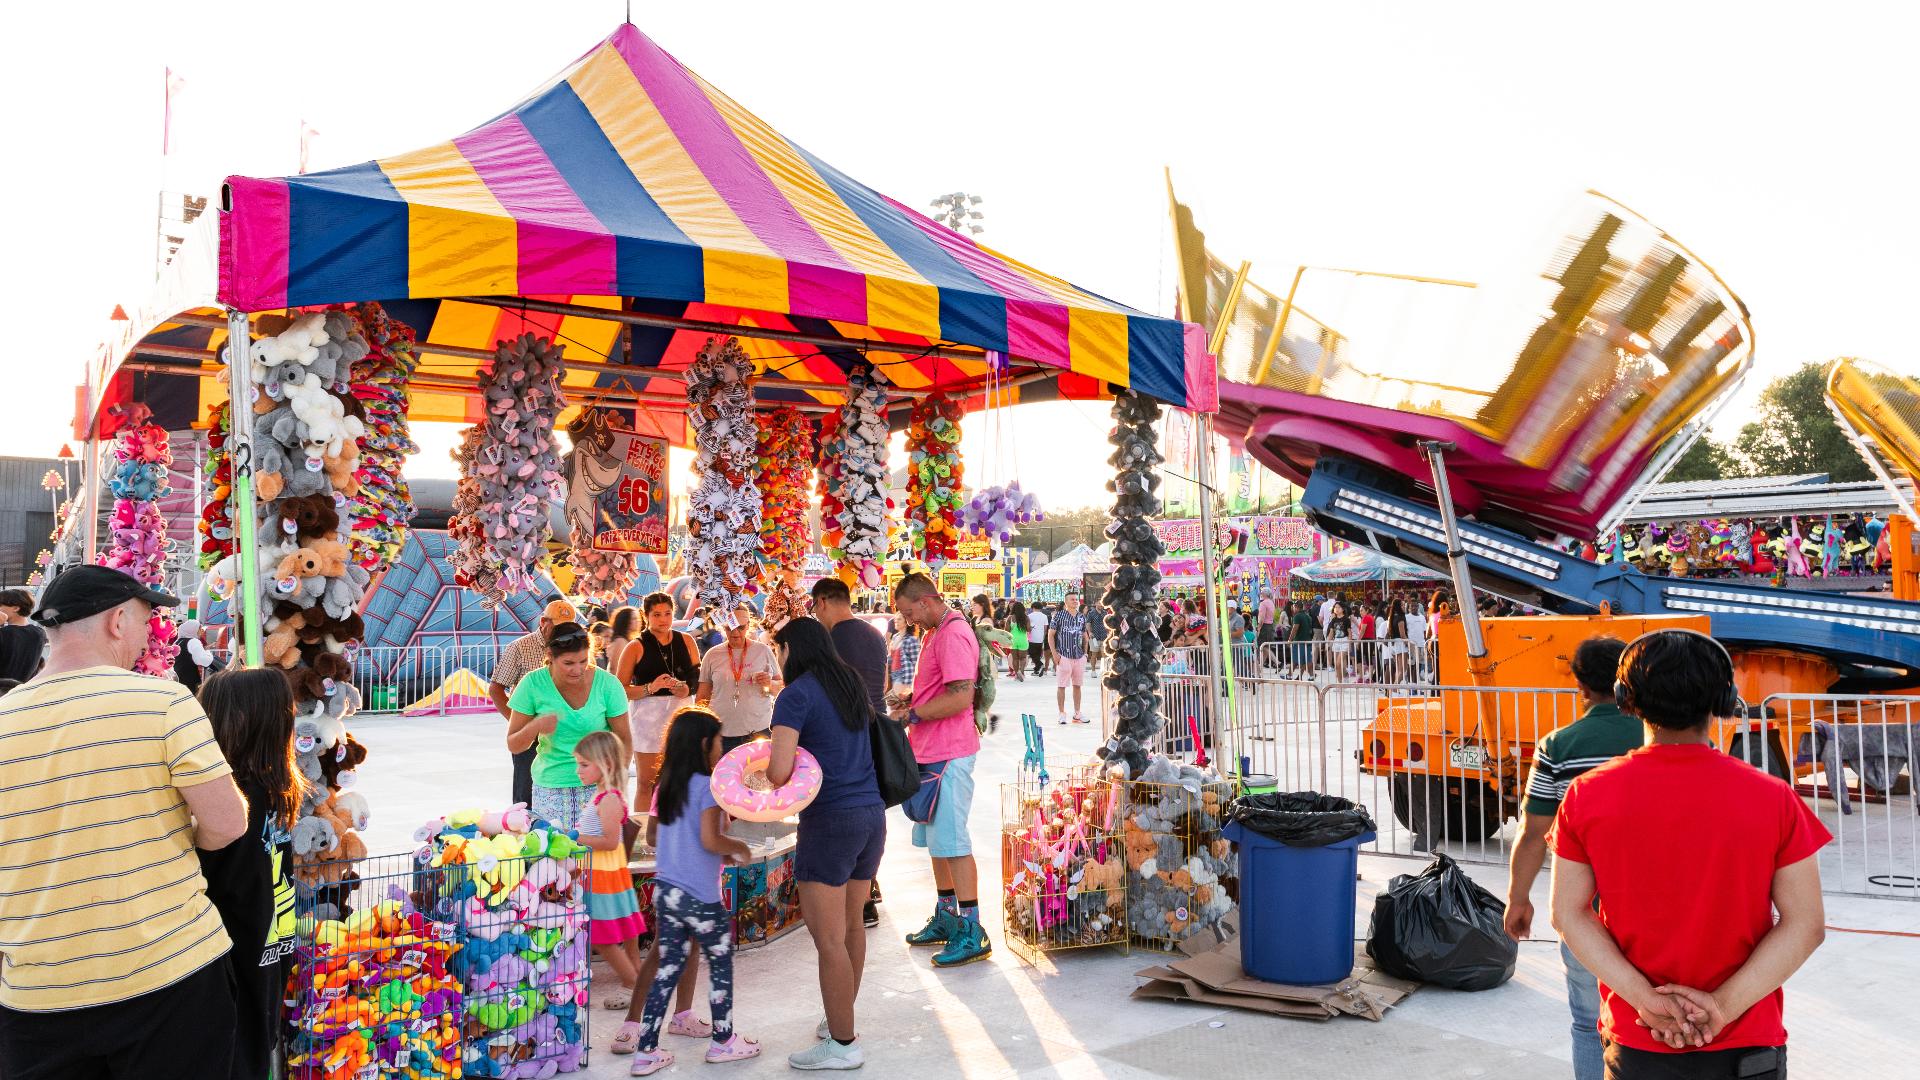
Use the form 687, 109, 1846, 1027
1290, 546, 1450, 585
1015, 543, 1112, 586
82, 22, 1215, 445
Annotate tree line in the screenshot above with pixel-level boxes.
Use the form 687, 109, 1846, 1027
1663, 360, 1870, 484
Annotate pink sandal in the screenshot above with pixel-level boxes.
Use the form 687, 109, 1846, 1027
628, 1048, 673, 1076
705, 1034, 761, 1064
668, 1010, 713, 1038
610, 1021, 644, 1055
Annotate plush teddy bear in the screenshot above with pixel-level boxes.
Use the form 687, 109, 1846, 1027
318, 731, 368, 790
271, 547, 325, 602
321, 565, 371, 621
323, 440, 361, 498
263, 609, 308, 669
302, 536, 351, 577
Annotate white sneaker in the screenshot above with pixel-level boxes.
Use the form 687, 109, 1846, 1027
790, 1037, 864, 1070
1057, 714, 1069, 725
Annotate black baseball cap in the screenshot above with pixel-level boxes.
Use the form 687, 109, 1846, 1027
33, 566, 179, 627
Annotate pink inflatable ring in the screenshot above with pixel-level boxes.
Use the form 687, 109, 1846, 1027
710, 741, 822, 822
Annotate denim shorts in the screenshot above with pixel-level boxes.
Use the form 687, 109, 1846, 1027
794, 803, 887, 886
911, 753, 976, 857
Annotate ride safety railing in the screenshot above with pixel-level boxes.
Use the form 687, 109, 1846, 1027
1101, 670, 1917, 899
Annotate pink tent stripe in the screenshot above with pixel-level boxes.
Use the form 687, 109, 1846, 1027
220, 177, 292, 312
606, 30, 858, 290
455, 117, 618, 295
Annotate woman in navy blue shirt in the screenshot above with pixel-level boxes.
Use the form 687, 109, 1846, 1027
767, 617, 881, 1070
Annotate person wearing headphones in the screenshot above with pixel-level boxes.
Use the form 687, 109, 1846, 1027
1549, 629, 1829, 1080
1504, 636, 1634, 1080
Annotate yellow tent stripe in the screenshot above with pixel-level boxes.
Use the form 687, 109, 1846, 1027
378, 142, 519, 297
567, 47, 787, 313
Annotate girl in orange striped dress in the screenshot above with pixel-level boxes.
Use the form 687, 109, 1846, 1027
572, 730, 647, 1009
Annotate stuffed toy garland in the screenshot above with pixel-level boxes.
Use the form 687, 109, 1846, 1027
1098, 391, 1168, 779
686, 337, 763, 619
342, 303, 419, 570
449, 335, 569, 608
755, 405, 814, 631
818, 362, 891, 588
197, 401, 233, 569
97, 403, 178, 677
905, 391, 965, 568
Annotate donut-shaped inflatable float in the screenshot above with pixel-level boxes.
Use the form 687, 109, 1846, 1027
710, 741, 822, 822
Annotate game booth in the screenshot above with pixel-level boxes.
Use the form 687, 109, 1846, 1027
74, 20, 1225, 1076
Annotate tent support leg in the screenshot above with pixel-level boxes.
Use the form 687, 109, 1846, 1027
226, 309, 262, 668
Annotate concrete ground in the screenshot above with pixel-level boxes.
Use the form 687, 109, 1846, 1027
352, 670, 1920, 1078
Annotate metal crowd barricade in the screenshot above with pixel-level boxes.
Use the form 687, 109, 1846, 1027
1759, 693, 1920, 900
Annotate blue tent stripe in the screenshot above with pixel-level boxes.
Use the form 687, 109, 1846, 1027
786, 141, 1008, 354
513, 82, 705, 303
285, 163, 410, 308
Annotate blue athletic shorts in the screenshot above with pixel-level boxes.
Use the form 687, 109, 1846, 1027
794, 803, 886, 886
911, 753, 976, 857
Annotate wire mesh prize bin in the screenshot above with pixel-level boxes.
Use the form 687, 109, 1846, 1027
1122, 762, 1241, 951
284, 852, 466, 1080
1000, 760, 1130, 964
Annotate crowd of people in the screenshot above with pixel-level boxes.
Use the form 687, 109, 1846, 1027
0, 563, 1838, 1080
484, 574, 999, 1072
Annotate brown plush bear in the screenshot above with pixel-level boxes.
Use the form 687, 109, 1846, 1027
280, 493, 340, 539
308, 650, 352, 684
263, 610, 308, 669
323, 442, 361, 498
302, 537, 352, 577
318, 732, 368, 791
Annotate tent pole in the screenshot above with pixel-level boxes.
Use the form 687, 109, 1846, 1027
1195, 410, 1232, 766
81, 436, 101, 564
225, 310, 262, 667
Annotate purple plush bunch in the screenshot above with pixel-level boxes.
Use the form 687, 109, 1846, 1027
961, 481, 1044, 543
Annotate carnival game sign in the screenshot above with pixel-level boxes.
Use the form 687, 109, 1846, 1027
567, 423, 670, 555
1153, 516, 1316, 558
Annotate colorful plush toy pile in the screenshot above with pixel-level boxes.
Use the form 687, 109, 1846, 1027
197, 400, 234, 569
414, 808, 592, 1077
560, 409, 643, 605
817, 362, 891, 588
285, 896, 465, 1080
96, 402, 178, 676
962, 481, 1044, 544
753, 406, 813, 628
1098, 392, 1168, 779
1122, 755, 1238, 945
448, 335, 569, 608
686, 337, 764, 619
1003, 767, 1127, 954
904, 391, 965, 568
205, 311, 376, 888
343, 303, 421, 569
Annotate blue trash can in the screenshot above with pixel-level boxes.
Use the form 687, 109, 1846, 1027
1223, 818, 1375, 985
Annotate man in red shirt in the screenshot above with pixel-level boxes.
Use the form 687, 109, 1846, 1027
1550, 629, 1829, 1079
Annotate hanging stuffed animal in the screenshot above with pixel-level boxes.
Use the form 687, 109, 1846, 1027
96, 403, 178, 677
905, 391, 965, 568
755, 406, 815, 574
1098, 391, 1167, 779
449, 335, 569, 608
962, 481, 1044, 544
686, 337, 764, 618
341, 303, 419, 569
817, 362, 890, 588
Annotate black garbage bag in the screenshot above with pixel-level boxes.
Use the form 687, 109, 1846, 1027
1365, 853, 1516, 990
1225, 791, 1377, 847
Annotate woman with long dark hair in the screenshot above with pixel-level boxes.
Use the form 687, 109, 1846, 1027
1006, 601, 1031, 682
607, 605, 639, 672
197, 668, 305, 1080
765, 618, 882, 1071
614, 593, 699, 814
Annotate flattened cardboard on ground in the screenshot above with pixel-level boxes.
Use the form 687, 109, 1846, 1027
1132, 932, 1418, 1021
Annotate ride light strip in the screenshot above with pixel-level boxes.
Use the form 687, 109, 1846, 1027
1664, 585, 1920, 635
1331, 491, 1563, 580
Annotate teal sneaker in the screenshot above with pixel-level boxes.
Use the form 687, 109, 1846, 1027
931, 919, 992, 968
905, 908, 961, 947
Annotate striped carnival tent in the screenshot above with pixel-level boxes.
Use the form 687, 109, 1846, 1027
83, 22, 1213, 443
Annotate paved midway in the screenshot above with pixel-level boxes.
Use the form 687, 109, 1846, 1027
354, 673, 1918, 1078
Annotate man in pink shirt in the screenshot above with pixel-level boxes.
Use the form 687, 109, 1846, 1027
889, 573, 989, 967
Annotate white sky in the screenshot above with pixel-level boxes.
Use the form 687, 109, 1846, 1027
5, 1, 1916, 511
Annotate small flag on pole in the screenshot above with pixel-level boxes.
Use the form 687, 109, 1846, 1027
163, 68, 186, 156
299, 121, 321, 175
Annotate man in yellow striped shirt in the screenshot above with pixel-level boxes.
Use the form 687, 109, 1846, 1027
0, 566, 249, 1080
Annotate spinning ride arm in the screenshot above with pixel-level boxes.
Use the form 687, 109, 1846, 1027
1301, 456, 1920, 684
